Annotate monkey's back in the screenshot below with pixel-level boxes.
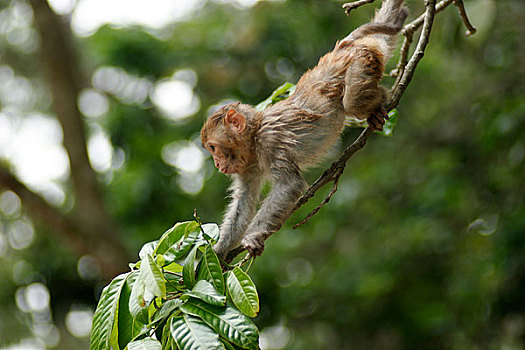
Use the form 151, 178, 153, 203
255, 36, 389, 171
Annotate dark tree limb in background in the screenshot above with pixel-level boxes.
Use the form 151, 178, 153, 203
29, 0, 115, 238
0, 167, 127, 276
0, 0, 131, 277
0, 167, 87, 255
228, 0, 477, 260
30, 0, 131, 275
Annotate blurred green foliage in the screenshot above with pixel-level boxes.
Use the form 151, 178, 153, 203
1, 0, 524, 349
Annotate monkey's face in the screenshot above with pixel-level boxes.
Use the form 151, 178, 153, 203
201, 105, 253, 175
203, 141, 250, 175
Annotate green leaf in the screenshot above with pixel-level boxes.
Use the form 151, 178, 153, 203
170, 314, 224, 350
183, 244, 200, 289
90, 272, 129, 350
180, 299, 259, 350
165, 276, 184, 295
220, 339, 238, 350
376, 109, 399, 137
164, 225, 200, 263
255, 82, 296, 111
200, 223, 220, 242
151, 299, 182, 324
127, 337, 162, 350
140, 254, 166, 298
226, 267, 259, 317
154, 221, 198, 256
139, 240, 159, 260
161, 315, 177, 350
155, 254, 166, 267
184, 280, 226, 306
128, 276, 149, 324
197, 245, 225, 294
117, 272, 147, 349
164, 262, 183, 274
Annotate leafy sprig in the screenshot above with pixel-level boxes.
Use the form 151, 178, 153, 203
90, 221, 260, 350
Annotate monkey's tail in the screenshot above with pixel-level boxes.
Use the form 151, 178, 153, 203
344, 0, 408, 50
350, 0, 409, 59
373, 0, 409, 28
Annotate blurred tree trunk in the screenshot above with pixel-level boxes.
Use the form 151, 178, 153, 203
0, 0, 130, 278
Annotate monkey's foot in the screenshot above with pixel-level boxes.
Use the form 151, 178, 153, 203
367, 106, 389, 131
242, 234, 266, 257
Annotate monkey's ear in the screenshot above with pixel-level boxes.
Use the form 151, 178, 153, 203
225, 109, 246, 133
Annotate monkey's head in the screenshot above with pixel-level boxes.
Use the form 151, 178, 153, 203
201, 102, 258, 175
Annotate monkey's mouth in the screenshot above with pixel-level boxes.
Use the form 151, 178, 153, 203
219, 165, 236, 174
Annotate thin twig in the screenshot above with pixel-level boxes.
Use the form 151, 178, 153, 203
342, 0, 377, 15
388, 0, 437, 111
292, 127, 372, 213
391, 0, 453, 79
453, 0, 476, 36
293, 177, 340, 228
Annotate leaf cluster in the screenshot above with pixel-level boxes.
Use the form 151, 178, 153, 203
90, 221, 260, 350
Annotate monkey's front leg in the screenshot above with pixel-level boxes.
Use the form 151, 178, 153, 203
242, 166, 307, 256
215, 172, 263, 261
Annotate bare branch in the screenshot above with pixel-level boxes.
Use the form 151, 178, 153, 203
453, 0, 476, 36
293, 127, 372, 213
391, 0, 453, 79
27, 0, 131, 276
293, 177, 340, 229
342, 0, 377, 15
388, 0, 437, 110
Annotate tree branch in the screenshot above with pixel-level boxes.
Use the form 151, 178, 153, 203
388, 0, 437, 110
342, 0, 377, 15
453, 0, 476, 36
292, 127, 373, 215
390, 0, 452, 84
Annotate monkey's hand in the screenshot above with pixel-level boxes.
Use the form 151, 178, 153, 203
241, 232, 268, 257
367, 105, 389, 131
213, 243, 229, 261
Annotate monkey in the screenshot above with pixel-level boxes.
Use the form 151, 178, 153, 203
200, 0, 409, 260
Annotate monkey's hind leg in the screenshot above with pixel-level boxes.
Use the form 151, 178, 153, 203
343, 45, 388, 131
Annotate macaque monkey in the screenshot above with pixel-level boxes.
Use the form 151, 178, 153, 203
201, 0, 408, 260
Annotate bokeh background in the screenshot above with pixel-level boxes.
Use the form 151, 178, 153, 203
0, 0, 524, 349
